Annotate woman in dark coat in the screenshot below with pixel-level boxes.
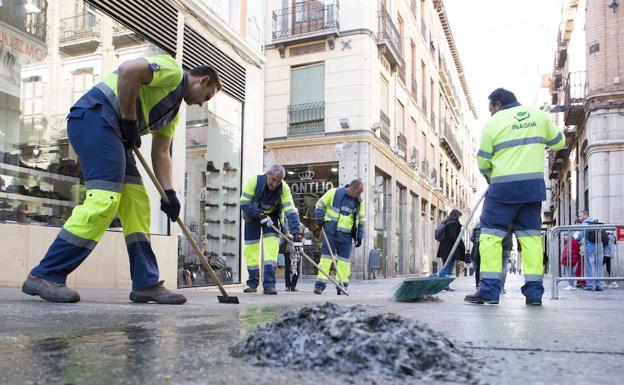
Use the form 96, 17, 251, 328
435, 209, 466, 279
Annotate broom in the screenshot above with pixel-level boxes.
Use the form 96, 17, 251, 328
393, 189, 486, 301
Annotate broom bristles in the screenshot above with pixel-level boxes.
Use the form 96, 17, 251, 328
393, 277, 455, 301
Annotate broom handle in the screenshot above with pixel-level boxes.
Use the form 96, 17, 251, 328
133, 147, 231, 298
269, 224, 349, 295
321, 227, 344, 284
440, 189, 487, 273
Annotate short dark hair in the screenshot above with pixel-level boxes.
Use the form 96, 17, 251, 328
189, 65, 222, 91
488, 88, 517, 106
349, 179, 364, 189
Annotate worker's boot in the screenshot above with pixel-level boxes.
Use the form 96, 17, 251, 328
337, 284, 348, 295
243, 286, 257, 293
263, 287, 277, 295
464, 290, 498, 305
129, 281, 186, 305
22, 275, 80, 303
206, 161, 220, 172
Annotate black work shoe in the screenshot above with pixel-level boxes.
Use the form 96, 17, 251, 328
313, 287, 324, 295
525, 298, 543, 306
263, 287, 277, 295
243, 287, 257, 293
22, 275, 80, 303
464, 291, 499, 305
290, 287, 298, 292
129, 281, 186, 305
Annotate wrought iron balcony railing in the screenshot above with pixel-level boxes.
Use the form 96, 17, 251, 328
287, 101, 325, 136
59, 13, 101, 42
272, 1, 339, 40
379, 110, 391, 144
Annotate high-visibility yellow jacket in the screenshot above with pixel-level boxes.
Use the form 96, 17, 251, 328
73, 54, 184, 138
477, 103, 565, 203
240, 173, 300, 235
315, 187, 365, 241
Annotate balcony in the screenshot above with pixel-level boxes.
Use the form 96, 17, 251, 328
112, 21, 144, 49
272, 1, 339, 50
59, 13, 101, 55
376, 9, 404, 70
440, 123, 462, 168
563, 71, 586, 126
379, 110, 391, 144
287, 101, 325, 136
421, 159, 430, 178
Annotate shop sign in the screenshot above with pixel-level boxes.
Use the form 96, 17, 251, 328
0, 22, 47, 97
288, 170, 334, 195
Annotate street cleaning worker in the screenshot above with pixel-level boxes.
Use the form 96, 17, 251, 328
240, 165, 302, 295
23, 54, 221, 304
313, 179, 365, 295
465, 88, 564, 306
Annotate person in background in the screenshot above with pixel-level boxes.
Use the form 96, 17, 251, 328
470, 222, 482, 289
603, 232, 618, 289
561, 232, 581, 290
575, 211, 606, 291
434, 209, 466, 291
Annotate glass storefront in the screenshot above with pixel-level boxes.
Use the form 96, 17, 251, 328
283, 163, 338, 275
0, 3, 168, 233
1, 3, 246, 287
178, 94, 243, 287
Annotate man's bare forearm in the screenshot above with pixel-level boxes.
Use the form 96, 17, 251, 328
152, 149, 173, 190
117, 59, 153, 120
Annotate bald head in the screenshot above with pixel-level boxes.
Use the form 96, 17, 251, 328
266, 164, 285, 191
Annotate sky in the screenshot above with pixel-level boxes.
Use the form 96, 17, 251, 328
444, 0, 565, 130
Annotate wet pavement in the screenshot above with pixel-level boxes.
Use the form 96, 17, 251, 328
1, 274, 624, 385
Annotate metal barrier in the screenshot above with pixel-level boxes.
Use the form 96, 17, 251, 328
549, 224, 623, 299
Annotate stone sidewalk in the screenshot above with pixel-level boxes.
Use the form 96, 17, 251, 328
1, 274, 623, 385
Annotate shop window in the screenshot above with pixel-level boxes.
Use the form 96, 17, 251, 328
181, 91, 243, 288
0, 4, 168, 234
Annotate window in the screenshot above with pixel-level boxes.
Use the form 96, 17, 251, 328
421, 61, 427, 114
397, 13, 404, 56
411, 40, 417, 78
289, 62, 325, 134
380, 76, 389, 115
71, 69, 95, 103
397, 101, 405, 135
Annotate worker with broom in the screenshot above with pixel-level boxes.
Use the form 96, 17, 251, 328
313, 180, 366, 295
23, 54, 221, 304
240, 165, 303, 295
465, 88, 564, 306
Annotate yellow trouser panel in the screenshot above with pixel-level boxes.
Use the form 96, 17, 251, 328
518, 235, 543, 276
337, 259, 351, 284
316, 256, 333, 282
118, 183, 150, 236
244, 235, 279, 268
63, 189, 121, 241
479, 233, 504, 274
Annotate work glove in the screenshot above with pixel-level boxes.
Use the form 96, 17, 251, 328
292, 233, 304, 253
120, 118, 141, 149
256, 212, 274, 228
316, 219, 324, 229
160, 189, 181, 222
354, 238, 362, 248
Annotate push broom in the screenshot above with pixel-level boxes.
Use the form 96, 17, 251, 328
134, 147, 239, 304
393, 189, 486, 301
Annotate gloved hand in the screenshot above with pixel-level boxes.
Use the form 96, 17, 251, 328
292, 233, 304, 253
354, 238, 362, 248
120, 119, 141, 149
256, 212, 274, 228
160, 189, 180, 222
316, 219, 324, 229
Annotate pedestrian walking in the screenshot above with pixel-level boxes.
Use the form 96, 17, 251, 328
434, 209, 465, 290
23, 54, 221, 304
603, 232, 618, 288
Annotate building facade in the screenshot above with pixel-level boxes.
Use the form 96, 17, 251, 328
0, 0, 265, 289
263, 0, 479, 279
547, 0, 624, 228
